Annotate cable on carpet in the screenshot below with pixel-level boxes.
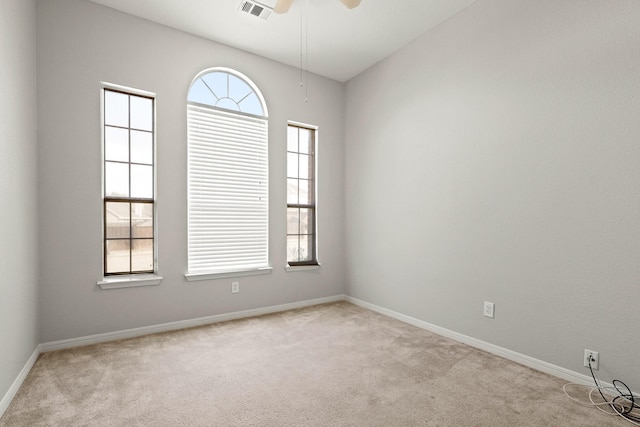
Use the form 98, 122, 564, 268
563, 358, 640, 425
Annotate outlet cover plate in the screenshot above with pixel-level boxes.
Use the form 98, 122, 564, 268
483, 301, 495, 318
231, 281, 239, 293
584, 349, 599, 370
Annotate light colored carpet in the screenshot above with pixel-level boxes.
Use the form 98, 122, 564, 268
0, 302, 625, 426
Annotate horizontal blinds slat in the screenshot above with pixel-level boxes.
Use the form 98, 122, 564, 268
189, 173, 266, 184
187, 105, 269, 273
189, 238, 268, 244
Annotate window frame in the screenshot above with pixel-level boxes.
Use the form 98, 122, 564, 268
99, 82, 161, 287
286, 122, 319, 268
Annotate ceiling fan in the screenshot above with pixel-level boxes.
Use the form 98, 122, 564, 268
273, 0, 361, 14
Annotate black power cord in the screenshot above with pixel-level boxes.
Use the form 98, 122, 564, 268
585, 356, 640, 424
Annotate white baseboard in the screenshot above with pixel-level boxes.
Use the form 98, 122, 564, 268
345, 296, 607, 389
40, 295, 346, 352
0, 345, 41, 419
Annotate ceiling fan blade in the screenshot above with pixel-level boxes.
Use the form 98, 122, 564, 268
273, 0, 294, 14
340, 0, 361, 9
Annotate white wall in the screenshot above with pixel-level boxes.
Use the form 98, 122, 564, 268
0, 0, 39, 403
345, 0, 640, 390
37, 0, 345, 342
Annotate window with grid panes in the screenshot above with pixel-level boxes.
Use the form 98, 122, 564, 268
287, 124, 317, 266
102, 85, 156, 276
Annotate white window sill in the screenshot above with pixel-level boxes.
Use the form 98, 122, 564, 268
98, 274, 163, 290
185, 267, 273, 282
285, 263, 321, 272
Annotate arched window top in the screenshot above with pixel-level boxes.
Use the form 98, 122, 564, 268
188, 68, 267, 118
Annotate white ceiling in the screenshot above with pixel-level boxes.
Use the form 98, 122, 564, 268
88, 0, 477, 82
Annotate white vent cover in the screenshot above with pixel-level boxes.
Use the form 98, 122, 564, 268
238, 1, 272, 19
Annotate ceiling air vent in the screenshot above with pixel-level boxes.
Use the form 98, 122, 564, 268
238, 1, 272, 19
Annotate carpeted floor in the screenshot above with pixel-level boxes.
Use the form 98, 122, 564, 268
0, 302, 625, 426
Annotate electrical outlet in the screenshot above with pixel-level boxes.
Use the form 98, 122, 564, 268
483, 301, 495, 318
231, 281, 239, 294
584, 349, 599, 370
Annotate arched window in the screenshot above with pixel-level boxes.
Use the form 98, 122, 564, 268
186, 68, 270, 278
188, 69, 266, 116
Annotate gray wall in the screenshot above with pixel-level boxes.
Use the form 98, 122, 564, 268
0, 0, 39, 402
345, 0, 640, 390
37, 0, 345, 342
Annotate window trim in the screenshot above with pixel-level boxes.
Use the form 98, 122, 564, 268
285, 263, 320, 272
98, 274, 162, 290
99, 82, 161, 287
286, 122, 319, 268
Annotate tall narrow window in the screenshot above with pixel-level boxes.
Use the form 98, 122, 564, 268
287, 124, 317, 266
186, 68, 270, 279
102, 85, 156, 276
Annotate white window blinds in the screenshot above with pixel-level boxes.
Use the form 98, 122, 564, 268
187, 104, 269, 274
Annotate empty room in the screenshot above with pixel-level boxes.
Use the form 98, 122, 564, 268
1, 0, 639, 425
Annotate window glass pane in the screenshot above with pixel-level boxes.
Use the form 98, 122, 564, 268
299, 154, 310, 179
238, 92, 263, 116
299, 235, 311, 261
130, 96, 153, 131
287, 179, 299, 204
216, 98, 239, 111
287, 235, 300, 263
106, 240, 130, 273
298, 179, 310, 205
188, 79, 217, 105
229, 75, 251, 103
105, 91, 128, 127
287, 208, 299, 235
105, 126, 129, 162
287, 126, 298, 152
132, 203, 153, 238
106, 202, 130, 238
132, 239, 153, 271
130, 164, 153, 198
105, 161, 129, 197
202, 72, 227, 99
299, 128, 311, 154
130, 130, 153, 164
287, 153, 298, 178
300, 208, 311, 234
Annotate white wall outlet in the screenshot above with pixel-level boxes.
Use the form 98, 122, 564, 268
584, 349, 599, 370
483, 301, 495, 318
231, 281, 239, 293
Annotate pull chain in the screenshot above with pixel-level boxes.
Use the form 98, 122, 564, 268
299, 0, 309, 103
305, 0, 309, 103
